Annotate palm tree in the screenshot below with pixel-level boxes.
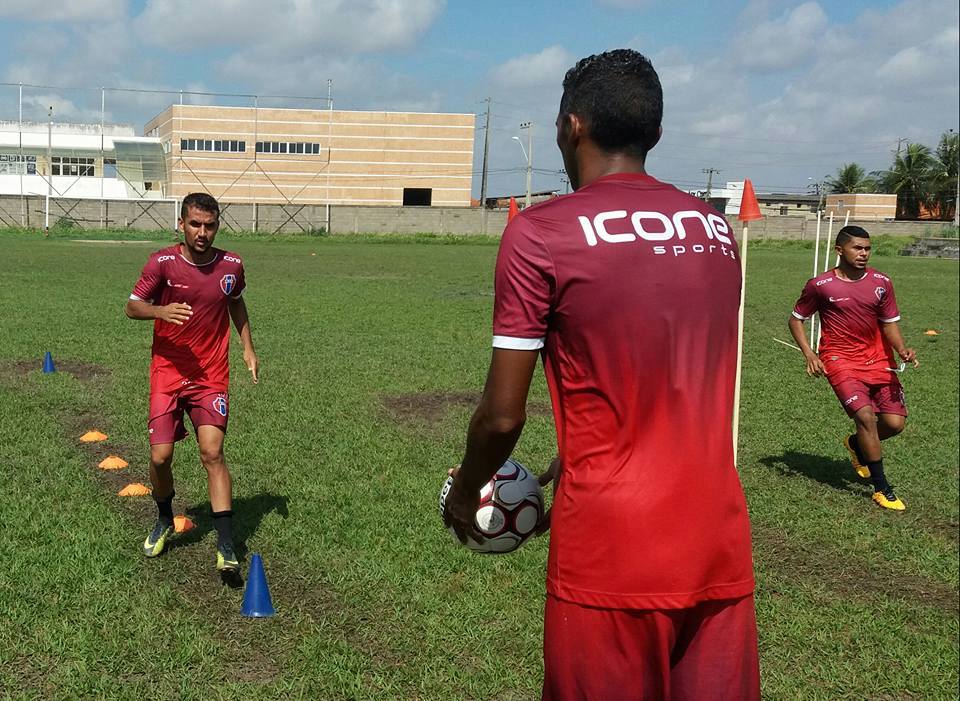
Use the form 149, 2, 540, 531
825, 163, 876, 193
875, 143, 939, 219
931, 131, 959, 221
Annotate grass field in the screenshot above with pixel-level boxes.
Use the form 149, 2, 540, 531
0, 228, 956, 700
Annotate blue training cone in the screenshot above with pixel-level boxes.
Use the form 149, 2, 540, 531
42, 352, 56, 374
240, 553, 275, 617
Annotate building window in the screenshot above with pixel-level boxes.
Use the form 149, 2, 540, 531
52, 156, 95, 177
255, 141, 320, 154
180, 139, 246, 152
403, 187, 432, 206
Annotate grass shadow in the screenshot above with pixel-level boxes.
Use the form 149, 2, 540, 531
173, 492, 290, 559
758, 451, 872, 500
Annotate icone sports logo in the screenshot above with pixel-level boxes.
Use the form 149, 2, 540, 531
577, 209, 737, 259
223, 255, 241, 264
157, 255, 176, 263
844, 394, 860, 406
816, 277, 833, 286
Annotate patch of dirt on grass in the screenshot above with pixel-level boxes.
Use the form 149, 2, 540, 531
0, 358, 110, 383
753, 525, 959, 614
381, 391, 551, 425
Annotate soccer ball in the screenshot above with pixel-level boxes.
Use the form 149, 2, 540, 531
439, 458, 544, 554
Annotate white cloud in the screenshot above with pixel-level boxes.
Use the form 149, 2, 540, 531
489, 45, 575, 91
0, 0, 126, 21
133, 0, 444, 55
733, 2, 828, 72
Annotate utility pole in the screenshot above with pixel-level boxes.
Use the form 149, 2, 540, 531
520, 121, 533, 207
45, 105, 52, 238
951, 129, 959, 228
479, 98, 491, 234
896, 137, 905, 158
702, 167, 720, 199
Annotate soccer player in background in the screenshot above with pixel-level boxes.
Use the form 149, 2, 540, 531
125, 192, 259, 575
789, 225, 918, 511
443, 50, 759, 700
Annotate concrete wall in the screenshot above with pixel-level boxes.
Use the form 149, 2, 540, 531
0, 195, 954, 238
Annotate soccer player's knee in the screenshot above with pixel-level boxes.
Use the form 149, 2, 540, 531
199, 447, 226, 469
150, 447, 174, 469
853, 409, 876, 429
885, 416, 906, 435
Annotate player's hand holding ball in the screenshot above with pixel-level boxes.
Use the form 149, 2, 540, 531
441, 459, 545, 554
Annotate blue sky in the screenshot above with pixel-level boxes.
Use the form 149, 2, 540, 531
0, 0, 957, 199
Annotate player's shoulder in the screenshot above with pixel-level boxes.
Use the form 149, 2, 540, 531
215, 248, 244, 267
148, 245, 180, 264
806, 269, 838, 288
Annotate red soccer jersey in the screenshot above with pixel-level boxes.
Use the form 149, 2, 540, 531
493, 172, 755, 610
792, 268, 900, 382
130, 245, 246, 394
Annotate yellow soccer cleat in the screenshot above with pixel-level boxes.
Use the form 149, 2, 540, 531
844, 435, 871, 479
143, 520, 174, 557
872, 487, 906, 511
216, 543, 240, 573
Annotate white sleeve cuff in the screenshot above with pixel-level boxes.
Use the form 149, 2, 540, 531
880, 315, 901, 323
792, 310, 810, 320
129, 294, 151, 302
492, 335, 545, 350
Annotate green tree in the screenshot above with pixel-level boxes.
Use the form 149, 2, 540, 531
875, 143, 939, 219
825, 163, 876, 193
931, 131, 959, 221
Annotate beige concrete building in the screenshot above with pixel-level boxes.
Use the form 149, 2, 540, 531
144, 105, 475, 207
825, 193, 897, 222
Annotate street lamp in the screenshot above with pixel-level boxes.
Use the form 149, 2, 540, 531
513, 122, 533, 207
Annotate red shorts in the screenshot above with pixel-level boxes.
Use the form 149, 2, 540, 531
148, 386, 229, 445
543, 594, 760, 701
829, 376, 907, 418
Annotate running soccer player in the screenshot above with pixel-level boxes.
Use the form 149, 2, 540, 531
125, 192, 259, 575
443, 50, 759, 700
789, 225, 918, 511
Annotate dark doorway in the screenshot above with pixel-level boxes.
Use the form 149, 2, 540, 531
403, 187, 432, 206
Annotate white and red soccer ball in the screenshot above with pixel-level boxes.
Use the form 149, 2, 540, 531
440, 458, 545, 554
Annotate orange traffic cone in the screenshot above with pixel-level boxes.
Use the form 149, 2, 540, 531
507, 196, 520, 223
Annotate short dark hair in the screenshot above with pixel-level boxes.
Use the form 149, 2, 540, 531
180, 192, 220, 220
836, 225, 870, 246
559, 49, 662, 159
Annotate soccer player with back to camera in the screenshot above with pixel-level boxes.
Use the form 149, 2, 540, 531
789, 225, 918, 511
443, 50, 759, 700
125, 192, 259, 576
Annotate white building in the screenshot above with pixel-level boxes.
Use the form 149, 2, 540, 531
0, 121, 167, 199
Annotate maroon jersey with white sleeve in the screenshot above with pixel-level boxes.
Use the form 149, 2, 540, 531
130, 245, 245, 394
792, 268, 900, 382
493, 172, 754, 610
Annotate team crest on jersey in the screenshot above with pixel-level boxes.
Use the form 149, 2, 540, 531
220, 274, 237, 296
212, 394, 228, 417
874, 286, 886, 302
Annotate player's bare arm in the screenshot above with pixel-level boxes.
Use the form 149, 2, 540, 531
228, 296, 259, 383
881, 322, 919, 367
788, 316, 825, 377
443, 348, 539, 544
124, 299, 193, 325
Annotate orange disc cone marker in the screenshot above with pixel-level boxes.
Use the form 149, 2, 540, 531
925, 329, 939, 336
98, 455, 129, 470
80, 430, 108, 443
507, 196, 520, 223
118, 483, 152, 497
738, 179, 763, 222
173, 515, 195, 533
